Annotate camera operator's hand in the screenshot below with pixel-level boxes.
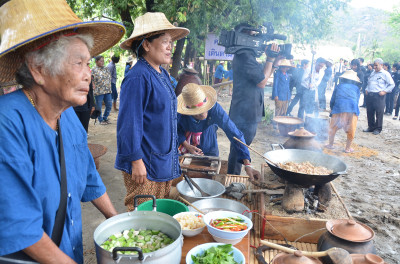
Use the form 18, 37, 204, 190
266, 43, 280, 59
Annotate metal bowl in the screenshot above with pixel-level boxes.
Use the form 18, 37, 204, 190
176, 178, 225, 203
188, 198, 252, 219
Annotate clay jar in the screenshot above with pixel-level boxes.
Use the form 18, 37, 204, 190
283, 127, 322, 151
271, 251, 322, 264
351, 253, 386, 264
317, 219, 377, 254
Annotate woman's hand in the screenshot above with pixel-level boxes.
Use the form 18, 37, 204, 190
131, 159, 147, 184
244, 166, 261, 181
182, 141, 204, 155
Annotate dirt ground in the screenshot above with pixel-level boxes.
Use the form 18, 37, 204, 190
82, 87, 400, 264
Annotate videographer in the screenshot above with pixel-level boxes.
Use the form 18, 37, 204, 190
227, 23, 282, 176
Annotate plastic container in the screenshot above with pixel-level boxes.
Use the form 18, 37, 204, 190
137, 199, 188, 216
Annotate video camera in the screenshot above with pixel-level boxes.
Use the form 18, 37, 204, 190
218, 23, 292, 58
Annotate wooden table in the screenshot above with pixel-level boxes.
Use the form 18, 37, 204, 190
180, 228, 249, 264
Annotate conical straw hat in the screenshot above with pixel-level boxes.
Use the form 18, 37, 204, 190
339, 70, 361, 83
278, 59, 294, 67
0, 0, 126, 87
177, 83, 217, 115
120, 12, 189, 50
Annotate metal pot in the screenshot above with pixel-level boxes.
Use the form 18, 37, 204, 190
188, 198, 252, 219
176, 178, 225, 203
94, 195, 183, 264
263, 146, 347, 187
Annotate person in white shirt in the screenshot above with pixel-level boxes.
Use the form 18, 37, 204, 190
363, 58, 395, 135
298, 57, 326, 118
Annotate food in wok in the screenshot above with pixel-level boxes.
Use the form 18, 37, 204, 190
100, 229, 174, 254
277, 161, 333, 175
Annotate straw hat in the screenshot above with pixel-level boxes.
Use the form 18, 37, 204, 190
278, 59, 294, 67
0, 0, 126, 87
126, 56, 134, 63
120, 12, 189, 50
340, 70, 361, 83
326, 58, 334, 65
177, 83, 217, 115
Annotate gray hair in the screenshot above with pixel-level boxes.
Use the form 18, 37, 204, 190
374, 58, 384, 65
16, 34, 94, 88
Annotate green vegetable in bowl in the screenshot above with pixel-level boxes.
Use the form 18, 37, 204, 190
100, 229, 174, 254
191, 244, 242, 264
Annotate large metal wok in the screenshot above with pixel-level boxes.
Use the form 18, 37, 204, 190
263, 147, 347, 187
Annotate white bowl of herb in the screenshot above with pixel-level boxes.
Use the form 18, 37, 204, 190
185, 243, 245, 264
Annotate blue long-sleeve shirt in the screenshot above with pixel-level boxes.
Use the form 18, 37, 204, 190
272, 70, 291, 101
0, 90, 105, 263
214, 64, 226, 79
115, 58, 181, 182
177, 103, 251, 162
330, 82, 361, 116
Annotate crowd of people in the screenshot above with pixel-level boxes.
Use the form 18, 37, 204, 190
0, 0, 398, 262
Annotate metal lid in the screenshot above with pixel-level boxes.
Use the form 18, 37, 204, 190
351, 253, 385, 264
272, 251, 322, 264
288, 127, 316, 138
327, 219, 375, 242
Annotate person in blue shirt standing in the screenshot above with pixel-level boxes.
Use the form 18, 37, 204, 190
177, 83, 260, 180
325, 71, 361, 153
116, 12, 189, 210
124, 56, 134, 77
214, 61, 226, 84
106, 55, 120, 111
272, 59, 293, 117
0, 0, 125, 262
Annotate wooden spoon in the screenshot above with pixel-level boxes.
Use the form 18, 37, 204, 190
260, 240, 353, 264
233, 137, 280, 168
178, 196, 206, 215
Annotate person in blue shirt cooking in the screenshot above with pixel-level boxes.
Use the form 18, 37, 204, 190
177, 83, 261, 180
116, 12, 189, 210
0, 0, 125, 262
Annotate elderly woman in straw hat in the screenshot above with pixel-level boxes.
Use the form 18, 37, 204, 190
325, 70, 361, 153
177, 83, 261, 180
272, 59, 294, 117
0, 0, 125, 262
116, 12, 189, 210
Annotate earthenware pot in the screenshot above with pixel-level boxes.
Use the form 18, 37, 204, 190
317, 219, 376, 254
283, 127, 321, 151
351, 253, 386, 264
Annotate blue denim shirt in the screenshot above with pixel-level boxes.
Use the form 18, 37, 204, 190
115, 57, 181, 182
330, 82, 361, 116
272, 70, 291, 101
214, 64, 226, 79
0, 90, 105, 263
177, 103, 251, 162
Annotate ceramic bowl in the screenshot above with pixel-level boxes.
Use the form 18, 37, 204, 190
203, 211, 252, 241
210, 234, 243, 245
185, 242, 245, 264
173, 212, 206, 237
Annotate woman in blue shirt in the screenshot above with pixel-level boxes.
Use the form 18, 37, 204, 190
326, 70, 361, 153
177, 83, 261, 180
0, 1, 125, 262
116, 13, 189, 210
272, 59, 293, 116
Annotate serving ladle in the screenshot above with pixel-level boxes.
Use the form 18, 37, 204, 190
233, 137, 280, 168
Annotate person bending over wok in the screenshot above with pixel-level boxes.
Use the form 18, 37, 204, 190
177, 83, 261, 180
0, 0, 125, 263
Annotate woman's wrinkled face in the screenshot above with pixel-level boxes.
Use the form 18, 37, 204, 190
43, 38, 91, 107
145, 33, 173, 66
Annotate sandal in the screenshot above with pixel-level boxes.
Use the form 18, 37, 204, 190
344, 148, 354, 153
393, 116, 398, 120
324, 144, 335, 149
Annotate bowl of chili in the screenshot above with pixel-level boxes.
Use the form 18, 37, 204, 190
203, 211, 253, 241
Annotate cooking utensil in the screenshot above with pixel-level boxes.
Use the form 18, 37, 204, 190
271, 251, 322, 264
185, 174, 211, 197
178, 196, 206, 215
176, 178, 225, 203
263, 147, 347, 187
94, 195, 183, 264
187, 198, 252, 219
260, 240, 352, 264
233, 137, 280, 167
183, 174, 199, 196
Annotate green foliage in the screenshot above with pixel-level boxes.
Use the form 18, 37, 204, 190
380, 37, 400, 64
190, 244, 241, 264
262, 104, 274, 125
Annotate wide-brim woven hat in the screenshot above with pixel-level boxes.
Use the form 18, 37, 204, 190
177, 83, 217, 115
0, 0, 126, 87
340, 70, 361, 83
120, 12, 189, 50
278, 59, 294, 68
126, 56, 134, 63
